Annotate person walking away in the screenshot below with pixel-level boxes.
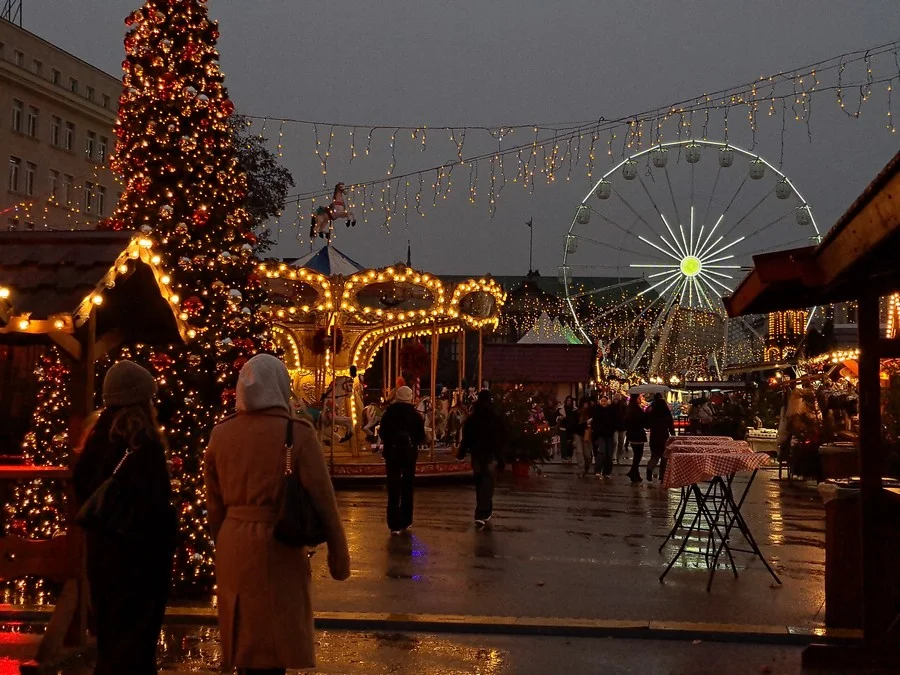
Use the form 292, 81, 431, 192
574, 398, 592, 477
73, 360, 176, 675
457, 390, 507, 527
646, 393, 675, 483
378, 385, 426, 534
613, 393, 628, 464
591, 394, 617, 477
205, 355, 350, 675
559, 396, 576, 463
624, 394, 649, 483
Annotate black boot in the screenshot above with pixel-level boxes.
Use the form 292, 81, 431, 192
646, 467, 654, 482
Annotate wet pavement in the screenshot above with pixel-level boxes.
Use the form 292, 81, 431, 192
315, 464, 826, 628
0, 627, 817, 674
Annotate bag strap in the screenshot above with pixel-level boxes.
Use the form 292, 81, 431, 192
112, 449, 132, 477
284, 418, 294, 476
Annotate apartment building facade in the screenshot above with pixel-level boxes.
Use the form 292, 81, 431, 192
0, 19, 120, 231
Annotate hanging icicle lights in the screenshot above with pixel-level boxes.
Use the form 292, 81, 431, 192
244, 40, 900, 232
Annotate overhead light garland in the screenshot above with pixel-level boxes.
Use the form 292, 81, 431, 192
237, 40, 900, 239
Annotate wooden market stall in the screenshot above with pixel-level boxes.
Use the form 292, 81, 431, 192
725, 150, 900, 669
0, 230, 186, 672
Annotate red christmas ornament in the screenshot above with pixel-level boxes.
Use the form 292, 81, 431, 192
246, 273, 262, 290
234, 338, 255, 351
149, 352, 174, 371
181, 296, 204, 316
171, 456, 184, 475
219, 99, 235, 117
192, 208, 209, 227
244, 230, 258, 244
199, 118, 211, 129
221, 387, 236, 407
233, 356, 248, 372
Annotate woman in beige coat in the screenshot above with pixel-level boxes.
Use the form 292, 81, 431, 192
205, 354, 350, 674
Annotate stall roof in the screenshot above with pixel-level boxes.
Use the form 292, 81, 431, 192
725, 150, 900, 317
0, 231, 185, 345
483, 343, 596, 383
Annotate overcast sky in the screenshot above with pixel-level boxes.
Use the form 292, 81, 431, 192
23, 1, 900, 277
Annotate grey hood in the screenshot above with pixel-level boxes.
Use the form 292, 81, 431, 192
236, 354, 292, 413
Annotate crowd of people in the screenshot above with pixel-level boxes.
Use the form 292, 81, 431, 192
556, 391, 675, 484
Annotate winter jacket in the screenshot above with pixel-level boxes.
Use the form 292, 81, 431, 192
457, 402, 507, 462
646, 402, 676, 444
378, 401, 426, 462
591, 404, 618, 438
205, 410, 350, 670
624, 406, 648, 443
614, 400, 627, 432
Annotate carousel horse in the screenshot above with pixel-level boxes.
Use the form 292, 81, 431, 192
310, 182, 357, 239
362, 403, 384, 446
416, 396, 448, 445
319, 374, 358, 450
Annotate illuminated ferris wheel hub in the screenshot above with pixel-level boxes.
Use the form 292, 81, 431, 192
561, 139, 821, 378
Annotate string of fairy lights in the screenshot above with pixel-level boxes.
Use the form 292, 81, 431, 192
235, 39, 900, 241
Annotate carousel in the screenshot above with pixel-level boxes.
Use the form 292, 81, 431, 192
258, 245, 506, 478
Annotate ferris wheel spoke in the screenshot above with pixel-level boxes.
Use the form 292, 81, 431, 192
702, 268, 735, 280
610, 186, 659, 241
569, 277, 647, 299
637, 269, 682, 297
581, 293, 646, 327
737, 210, 795, 247
720, 174, 750, 223
721, 186, 774, 241
627, 278, 683, 371
698, 272, 732, 297
637, 173, 674, 236
692, 277, 719, 313
702, 235, 747, 262
571, 234, 670, 262
703, 254, 738, 265
696, 214, 725, 259
586, 205, 661, 251
607, 276, 679, 345
658, 214, 687, 258
703, 164, 723, 227
663, 165, 682, 227
638, 235, 683, 263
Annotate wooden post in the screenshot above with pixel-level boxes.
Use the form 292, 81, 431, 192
458, 331, 465, 390
857, 291, 888, 646
329, 319, 337, 471
478, 328, 483, 391
383, 337, 390, 395
396, 336, 401, 384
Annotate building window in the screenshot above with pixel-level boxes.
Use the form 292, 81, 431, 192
11, 99, 23, 133
31, 59, 42, 77
69, 78, 78, 94
85, 86, 95, 102
63, 174, 73, 206
50, 116, 61, 146
84, 181, 96, 214
98, 136, 108, 164
51, 68, 60, 85
64, 122, 75, 151
24, 162, 35, 196
85, 131, 95, 160
13, 50, 24, 67
97, 186, 106, 216
49, 170, 60, 198
102, 94, 111, 109
26, 106, 38, 138
8, 157, 21, 192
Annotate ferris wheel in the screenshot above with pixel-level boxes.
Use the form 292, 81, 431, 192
560, 139, 821, 379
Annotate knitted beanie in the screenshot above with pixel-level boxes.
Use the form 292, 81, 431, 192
102, 360, 158, 407
395, 386, 414, 403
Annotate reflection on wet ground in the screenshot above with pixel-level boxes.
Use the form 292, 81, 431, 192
314, 466, 826, 627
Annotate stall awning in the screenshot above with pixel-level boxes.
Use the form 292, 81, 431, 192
0, 231, 186, 346
725, 150, 900, 317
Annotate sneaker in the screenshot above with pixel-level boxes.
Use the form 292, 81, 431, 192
475, 519, 486, 528
484, 513, 493, 522
391, 530, 402, 536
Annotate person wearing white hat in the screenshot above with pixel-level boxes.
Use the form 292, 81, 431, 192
377, 385, 425, 534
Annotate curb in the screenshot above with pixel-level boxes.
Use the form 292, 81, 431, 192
0, 606, 859, 646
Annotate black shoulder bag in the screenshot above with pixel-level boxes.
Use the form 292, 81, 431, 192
75, 449, 138, 538
273, 418, 327, 548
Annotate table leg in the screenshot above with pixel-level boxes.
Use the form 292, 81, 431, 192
660, 484, 706, 583
658, 486, 688, 553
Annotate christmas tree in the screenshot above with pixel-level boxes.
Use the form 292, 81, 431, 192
4, 349, 71, 540
106, 0, 269, 593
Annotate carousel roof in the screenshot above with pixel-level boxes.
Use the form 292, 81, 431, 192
288, 245, 364, 277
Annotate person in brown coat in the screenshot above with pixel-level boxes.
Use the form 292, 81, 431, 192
205, 354, 351, 675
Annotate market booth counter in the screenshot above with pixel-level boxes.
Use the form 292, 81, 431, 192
725, 150, 900, 670
0, 230, 186, 673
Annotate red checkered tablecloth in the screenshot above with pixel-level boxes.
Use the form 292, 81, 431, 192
662, 448, 770, 489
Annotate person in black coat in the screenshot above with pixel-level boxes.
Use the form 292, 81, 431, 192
73, 360, 176, 675
646, 393, 675, 483
558, 396, 577, 462
624, 394, 649, 484
457, 390, 507, 527
378, 386, 426, 534
590, 394, 618, 477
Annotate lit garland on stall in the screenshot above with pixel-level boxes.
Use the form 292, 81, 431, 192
100, 0, 270, 593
